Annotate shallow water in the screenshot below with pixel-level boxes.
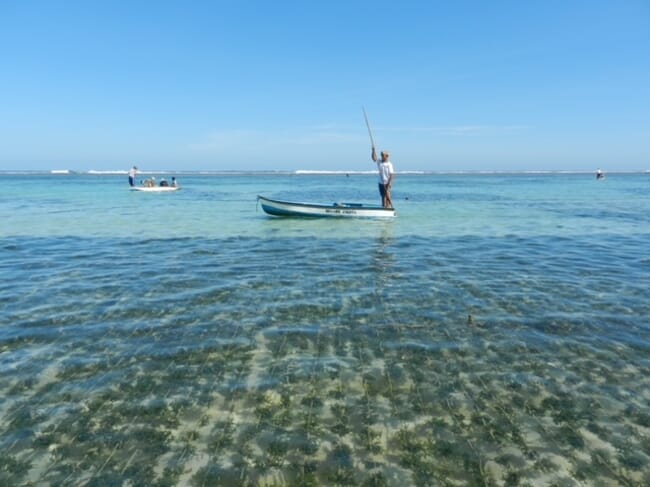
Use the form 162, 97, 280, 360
1, 173, 649, 485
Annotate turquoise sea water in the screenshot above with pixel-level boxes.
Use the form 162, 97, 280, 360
1, 172, 649, 486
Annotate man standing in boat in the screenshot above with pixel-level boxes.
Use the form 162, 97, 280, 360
371, 148, 394, 208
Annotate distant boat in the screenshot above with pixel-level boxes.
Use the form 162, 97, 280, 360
131, 175, 180, 192
257, 195, 395, 218
131, 186, 180, 192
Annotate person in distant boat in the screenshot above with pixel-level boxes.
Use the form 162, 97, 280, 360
144, 177, 156, 187
160, 178, 169, 187
371, 148, 394, 208
596, 168, 604, 180
171, 177, 178, 187
128, 166, 138, 187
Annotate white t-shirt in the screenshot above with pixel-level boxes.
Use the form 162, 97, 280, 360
377, 160, 394, 185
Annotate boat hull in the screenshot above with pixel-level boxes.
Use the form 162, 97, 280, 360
257, 196, 395, 218
131, 186, 180, 192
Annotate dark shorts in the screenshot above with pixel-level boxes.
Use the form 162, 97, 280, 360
378, 183, 389, 198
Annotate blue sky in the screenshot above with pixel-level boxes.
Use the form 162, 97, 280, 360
1, 0, 648, 172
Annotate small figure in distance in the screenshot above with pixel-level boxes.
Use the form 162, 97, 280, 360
596, 168, 605, 180
371, 148, 394, 208
171, 177, 178, 187
128, 165, 138, 187
160, 178, 169, 187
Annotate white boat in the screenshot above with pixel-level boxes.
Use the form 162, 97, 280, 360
131, 185, 180, 192
257, 195, 395, 218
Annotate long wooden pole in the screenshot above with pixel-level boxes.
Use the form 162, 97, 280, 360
362, 106, 376, 150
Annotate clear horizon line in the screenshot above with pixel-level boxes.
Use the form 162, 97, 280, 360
2, 169, 649, 176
